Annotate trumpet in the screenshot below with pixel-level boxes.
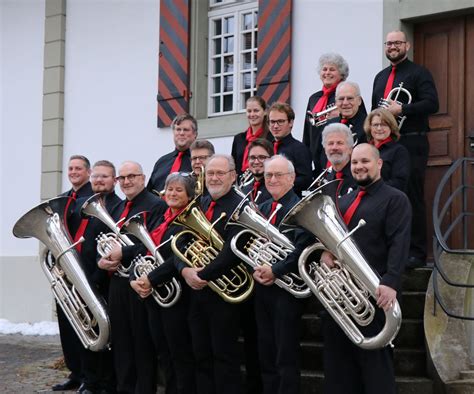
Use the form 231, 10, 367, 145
307, 104, 338, 127
171, 197, 254, 303
81, 193, 133, 277
282, 189, 402, 349
378, 82, 412, 130
122, 212, 182, 308
13, 196, 111, 351
228, 195, 311, 298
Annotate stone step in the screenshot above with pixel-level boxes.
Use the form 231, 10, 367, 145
459, 370, 474, 380
300, 371, 433, 394
300, 341, 427, 376
300, 314, 424, 348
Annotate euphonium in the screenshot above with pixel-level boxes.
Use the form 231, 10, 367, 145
12, 196, 111, 351
81, 193, 133, 278
229, 196, 311, 298
282, 189, 402, 349
378, 82, 412, 130
171, 197, 254, 303
307, 103, 338, 127
122, 212, 182, 308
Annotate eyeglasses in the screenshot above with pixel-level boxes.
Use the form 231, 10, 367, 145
384, 41, 406, 47
264, 172, 292, 180
91, 174, 114, 180
116, 173, 143, 183
248, 155, 270, 162
336, 96, 357, 103
191, 155, 211, 162
269, 119, 288, 127
205, 170, 234, 178
371, 123, 389, 129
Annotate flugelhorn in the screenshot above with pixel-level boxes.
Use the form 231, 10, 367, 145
13, 196, 111, 351
228, 195, 311, 298
171, 196, 254, 303
81, 193, 133, 278
307, 104, 338, 127
378, 82, 412, 130
122, 212, 182, 308
282, 189, 402, 349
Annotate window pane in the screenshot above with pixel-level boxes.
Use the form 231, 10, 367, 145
223, 94, 233, 111
224, 16, 234, 34
213, 96, 221, 113
254, 31, 258, 47
224, 55, 234, 72
253, 51, 257, 66
254, 11, 258, 28
214, 58, 221, 73
242, 53, 252, 70
243, 13, 253, 30
214, 38, 221, 55
214, 19, 222, 35
243, 32, 252, 50
224, 37, 234, 53
224, 75, 233, 92
213, 77, 221, 93
242, 92, 251, 108
242, 72, 251, 89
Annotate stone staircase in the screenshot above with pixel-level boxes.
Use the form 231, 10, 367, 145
297, 267, 434, 394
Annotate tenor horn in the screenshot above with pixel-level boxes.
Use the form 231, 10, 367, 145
228, 196, 311, 298
13, 197, 111, 351
122, 212, 182, 308
282, 190, 402, 349
378, 82, 412, 130
81, 193, 133, 278
171, 197, 254, 303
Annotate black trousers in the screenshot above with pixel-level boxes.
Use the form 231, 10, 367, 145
80, 346, 115, 391
56, 304, 84, 383
254, 284, 304, 394
399, 134, 429, 261
322, 311, 396, 394
188, 288, 242, 394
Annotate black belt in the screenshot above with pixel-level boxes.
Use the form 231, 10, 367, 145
401, 132, 426, 137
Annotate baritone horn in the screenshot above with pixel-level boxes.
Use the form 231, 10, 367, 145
307, 104, 338, 127
228, 196, 311, 298
122, 212, 182, 308
282, 190, 402, 350
13, 196, 111, 351
81, 193, 133, 277
171, 197, 254, 303
378, 82, 412, 130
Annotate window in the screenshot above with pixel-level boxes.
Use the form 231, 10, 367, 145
208, 1, 258, 117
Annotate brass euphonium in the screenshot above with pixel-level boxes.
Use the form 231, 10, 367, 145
121, 212, 182, 308
228, 196, 311, 298
282, 189, 402, 349
307, 103, 338, 127
13, 196, 111, 351
378, 82, 412, 130
81, 193, 133, 278
170, 197, 254, 303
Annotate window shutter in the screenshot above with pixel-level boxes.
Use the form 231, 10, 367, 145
157, 0, 191, 127
256, 0, 292, 105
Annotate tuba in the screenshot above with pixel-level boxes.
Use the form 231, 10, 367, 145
307, 103, 338, 127
378, 82, 412, 130
81, 193, 133, 278
282, 189, 402, 349
229, 196, 311, 298
121, 212, 182, 308
13, 196, 111, 351
171, 197, 254, 303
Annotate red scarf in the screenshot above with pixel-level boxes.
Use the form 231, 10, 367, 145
372, 137, 393, 149
242, 126, 264, 172
312, 82, 339, 114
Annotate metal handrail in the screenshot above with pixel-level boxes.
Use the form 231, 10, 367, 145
431, 157, 474, 320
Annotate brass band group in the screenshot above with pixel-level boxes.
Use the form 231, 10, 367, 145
13, 30, 439, 394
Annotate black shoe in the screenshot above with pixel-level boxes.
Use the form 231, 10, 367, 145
407, 256, 426, 269
52, 378, 81, 391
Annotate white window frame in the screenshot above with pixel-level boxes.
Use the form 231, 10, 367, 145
207, 1, 258, 117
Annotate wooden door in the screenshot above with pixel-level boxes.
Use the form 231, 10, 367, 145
414, 15, 474, 255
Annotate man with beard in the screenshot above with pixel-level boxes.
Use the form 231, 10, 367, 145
147, 113, 198, 193
240, 138, 273, 203
371, 30, 438, 268
320, 123, 357, 202
320, 143, 411, 394
177, 154, 248, 394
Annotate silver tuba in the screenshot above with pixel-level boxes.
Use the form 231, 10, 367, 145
122, 212, 182, 308
13, 196, 111, 351
282, 189, 402, 349
307, 103, 338, 127
378, 82, 412, 130
229, 196, 311, 298
81, 193, 133, 278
